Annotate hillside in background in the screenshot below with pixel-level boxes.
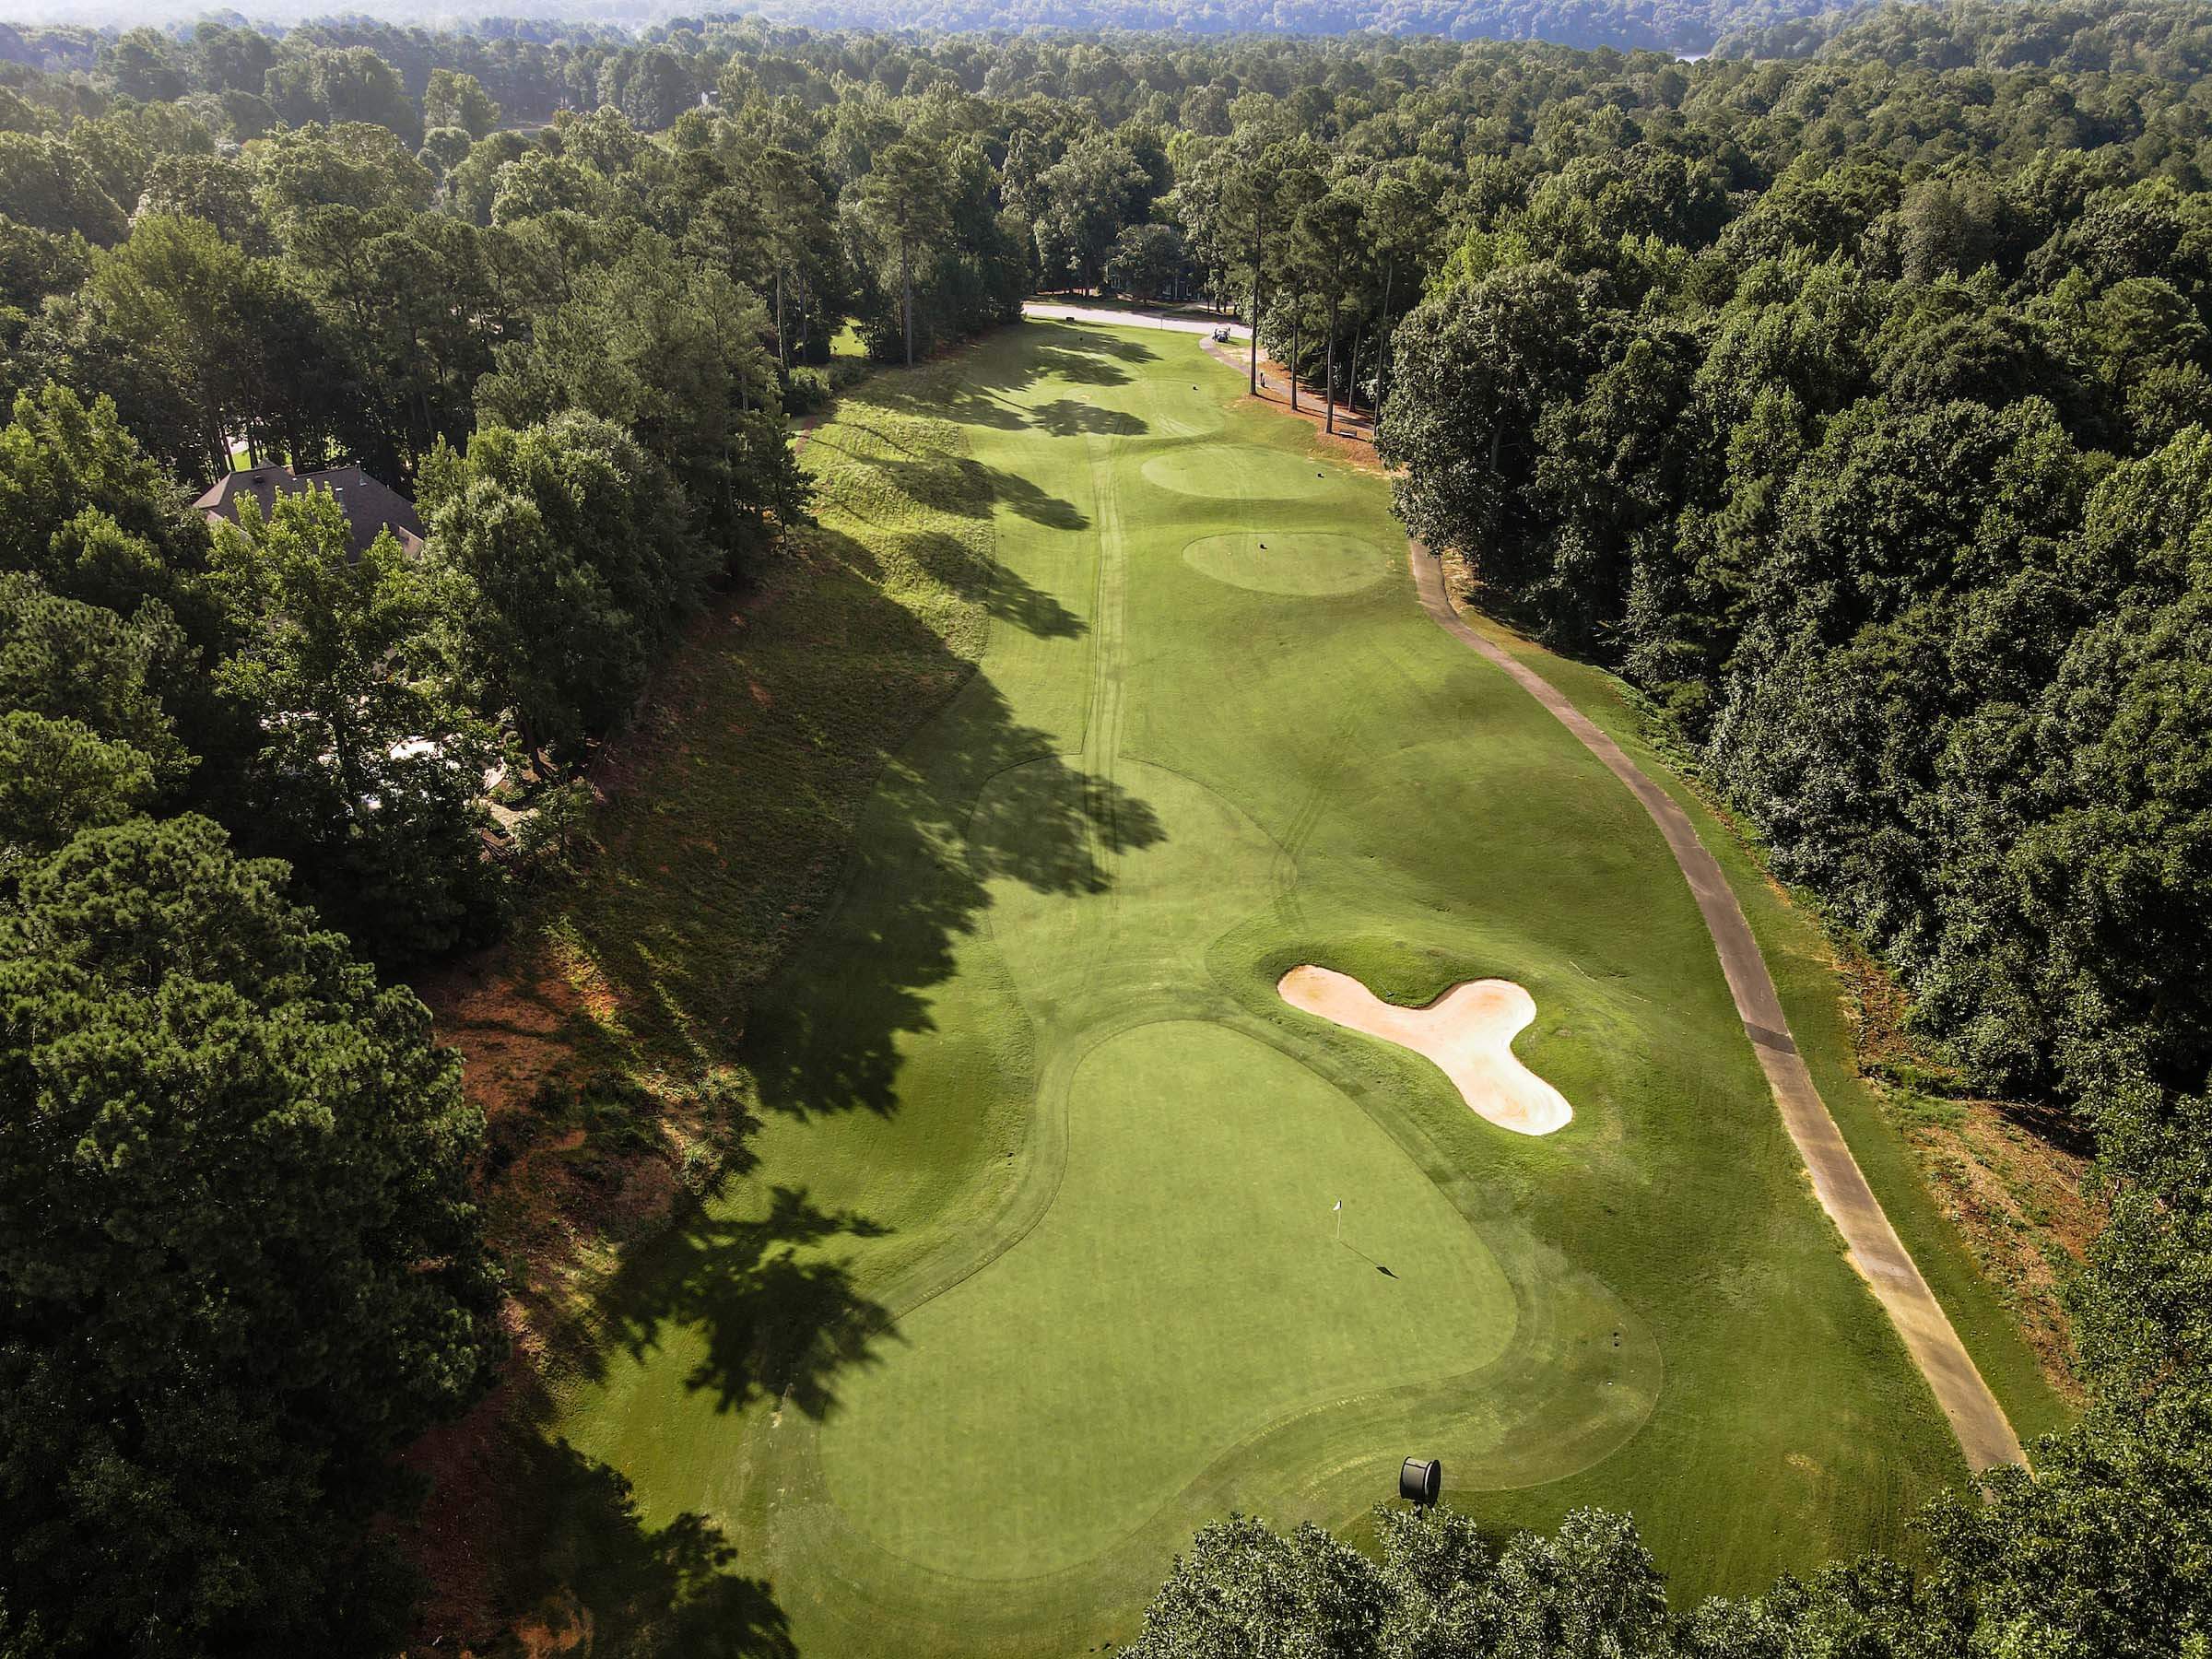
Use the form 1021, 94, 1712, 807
0, 0, 1866, 63
1717, 0, 2212, 67
721, 0, 1865, 54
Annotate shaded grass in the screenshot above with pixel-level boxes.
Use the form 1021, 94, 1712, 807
452, 387, 999, 1330
411, 359, 1010, 1653
504, 375, 995, 1091
518, 324, 2014, 1655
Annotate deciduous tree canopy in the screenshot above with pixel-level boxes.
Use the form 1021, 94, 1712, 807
6, 5, 2212, 1653
0, 814, 501, 1656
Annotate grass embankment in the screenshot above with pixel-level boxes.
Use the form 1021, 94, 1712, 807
408, 359, 996, 1650
1453, 606, 2082, 1445
518, 321, 1986, 1658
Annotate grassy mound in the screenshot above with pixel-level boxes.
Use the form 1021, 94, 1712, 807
1182, 529, 1388, 594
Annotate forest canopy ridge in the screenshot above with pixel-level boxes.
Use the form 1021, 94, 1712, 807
3, 0, 1862, 61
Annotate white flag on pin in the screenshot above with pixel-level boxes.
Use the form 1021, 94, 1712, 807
1333, 1201, 1342, 1212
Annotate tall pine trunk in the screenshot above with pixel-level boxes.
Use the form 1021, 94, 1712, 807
1375, 256, 1397, 422
1324, 293, 1338, 435
775, 266, 789, 372
1248, 214, 1263, 395
330, 706, 368, 824
1347, 319, 1366, 422
900, 240, 914, 370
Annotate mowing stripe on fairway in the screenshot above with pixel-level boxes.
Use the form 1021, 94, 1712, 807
549, 322, 1984, 1656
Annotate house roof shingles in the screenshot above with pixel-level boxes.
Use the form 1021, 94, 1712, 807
194, 463, 427, 561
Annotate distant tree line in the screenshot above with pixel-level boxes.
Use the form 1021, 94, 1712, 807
1718, 0, 2212, 75
0, 0, 1874, 68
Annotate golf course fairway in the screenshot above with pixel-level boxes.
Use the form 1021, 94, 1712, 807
546, 320, 1998, 1654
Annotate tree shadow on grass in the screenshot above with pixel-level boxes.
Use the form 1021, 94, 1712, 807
1033, 398, 1148, 437
420, 1419, 797, 1659
867, 452, 1089, 530
903, 530, 1087, 640
411, 1129, 890, 1653
1031, 324, 1160, 365
586, 1177, 898, 1418
557, 495, 1160, 1114
415, 316, 1180, 1655
1024, 344, 1135, 385
736, 633, 1163, 1120
986, 461, 1090, 529
515, 1440, 795, 1658
861, 321, 1159, 432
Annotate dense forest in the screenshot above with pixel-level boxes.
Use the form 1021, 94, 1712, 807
1717, 0, 2212, 65
1, 3, 2209, 1654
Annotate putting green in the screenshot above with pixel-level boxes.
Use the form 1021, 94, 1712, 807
547, 321, 1979, 1656
820, 1019, 1515, 1578
1183, 530, 1387, 595
1141, 441, 1339, 498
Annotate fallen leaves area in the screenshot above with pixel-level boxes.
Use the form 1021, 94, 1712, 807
1837, 947, 2097, 1398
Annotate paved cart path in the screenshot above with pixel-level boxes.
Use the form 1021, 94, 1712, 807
1195, 323, 2025, 1474
1405, 543, 2025, 1474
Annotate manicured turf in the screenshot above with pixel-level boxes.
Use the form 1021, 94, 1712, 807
547, 321, 1984, 1654
1183, 529, 1387, 594
825, 1018, 1517, 1577
1465, 622, 2076, 1449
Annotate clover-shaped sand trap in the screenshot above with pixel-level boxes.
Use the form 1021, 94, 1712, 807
1278, 965, 1573, 1135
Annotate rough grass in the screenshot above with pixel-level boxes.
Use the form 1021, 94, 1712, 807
1462, 615, 2080, 1449
486, 322, 2037, 1658
407, 359, 1001, 1649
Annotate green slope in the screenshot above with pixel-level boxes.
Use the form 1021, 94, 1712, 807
546, 320, 1983, 1655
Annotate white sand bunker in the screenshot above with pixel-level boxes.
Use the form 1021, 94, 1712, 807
1278, 966, 1573, 1136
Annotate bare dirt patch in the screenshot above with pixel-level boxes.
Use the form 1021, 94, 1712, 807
1278, 964, 1573, 1135
1835, 947, 2096, 1396
418, 962, 592, 1120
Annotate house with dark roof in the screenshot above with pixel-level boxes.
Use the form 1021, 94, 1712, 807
194, 463, 427, 561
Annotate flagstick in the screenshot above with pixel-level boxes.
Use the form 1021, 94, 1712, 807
1335, 1202, 1343, 1242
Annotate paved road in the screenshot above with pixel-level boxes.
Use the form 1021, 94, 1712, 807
1404, 546, 2026, 1475
1022, 299, 1251, 337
